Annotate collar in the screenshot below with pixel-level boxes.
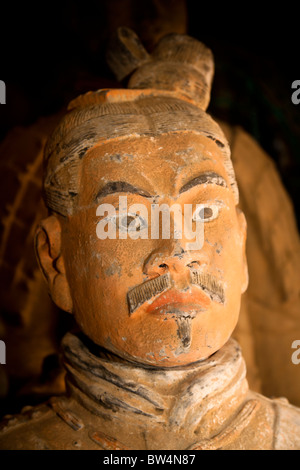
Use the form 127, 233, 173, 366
61, 332, 249, 448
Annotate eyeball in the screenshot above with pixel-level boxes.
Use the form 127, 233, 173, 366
192, 204, 220, 222
116, 213, 148, 232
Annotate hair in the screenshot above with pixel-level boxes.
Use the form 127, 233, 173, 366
43, 32, 239, 216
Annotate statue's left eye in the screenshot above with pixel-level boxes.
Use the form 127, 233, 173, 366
192, 204, 219, 222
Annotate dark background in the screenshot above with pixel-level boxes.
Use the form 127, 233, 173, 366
0, 0, 299, 224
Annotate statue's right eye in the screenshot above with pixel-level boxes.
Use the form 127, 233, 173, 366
116, 213, 148, 232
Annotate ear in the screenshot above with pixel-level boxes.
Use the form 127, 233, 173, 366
237, 208, 249, 294
34, 215, 73, 313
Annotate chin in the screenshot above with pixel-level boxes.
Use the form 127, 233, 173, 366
110, 340, 223, 369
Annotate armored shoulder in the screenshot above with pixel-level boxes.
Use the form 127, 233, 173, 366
0, 396, 127, 450
0, 397, 92, 450
0, 401, 59, 449
272, 397, 300, 450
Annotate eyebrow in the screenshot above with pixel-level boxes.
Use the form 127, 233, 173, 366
95, 181, 153, 200
179, 171, 228, 194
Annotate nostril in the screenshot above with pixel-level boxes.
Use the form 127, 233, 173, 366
158, 263, 169, 273
159, 263, 168, 269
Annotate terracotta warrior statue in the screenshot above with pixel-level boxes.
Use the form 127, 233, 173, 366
0, 28, 300, 450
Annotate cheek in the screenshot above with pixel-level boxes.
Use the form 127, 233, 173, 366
204, 217, 245, 286
62, 217, 148, 324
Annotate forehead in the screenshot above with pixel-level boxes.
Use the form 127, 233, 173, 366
79, 132, 229, 201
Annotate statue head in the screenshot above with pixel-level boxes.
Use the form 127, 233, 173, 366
35, 29, 248, 367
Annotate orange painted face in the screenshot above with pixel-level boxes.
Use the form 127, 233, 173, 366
59, 132, 248, 367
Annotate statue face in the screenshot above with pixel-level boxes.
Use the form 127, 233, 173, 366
56, 131, 248, 367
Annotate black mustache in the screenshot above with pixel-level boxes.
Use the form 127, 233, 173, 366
189, 269, 225, 304
127, 273, 171, 314
127, 270, 225, 315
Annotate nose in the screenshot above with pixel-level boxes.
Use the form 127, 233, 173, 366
143, 240, 208, 279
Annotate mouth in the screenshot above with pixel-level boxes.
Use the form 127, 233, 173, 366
127, 271, 225, 316
146, 287, 210, 315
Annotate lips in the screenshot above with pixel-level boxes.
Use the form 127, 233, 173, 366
146, 286, 211, 315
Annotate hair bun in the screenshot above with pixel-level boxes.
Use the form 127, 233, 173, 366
107, 27, 214, 111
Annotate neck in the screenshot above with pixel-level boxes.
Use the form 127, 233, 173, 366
61, 332, 249, 449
